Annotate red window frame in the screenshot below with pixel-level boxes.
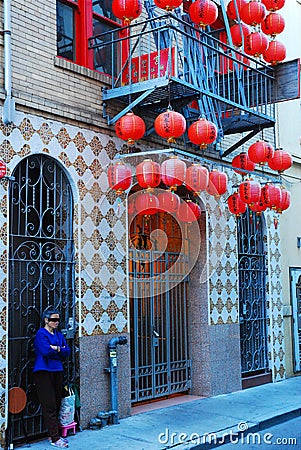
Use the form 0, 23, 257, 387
57, 0, 121, 72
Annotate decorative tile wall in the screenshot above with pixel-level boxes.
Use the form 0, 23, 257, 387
205, 168, 285, 380
0, 111, 287, 439
267, 215, 286, 380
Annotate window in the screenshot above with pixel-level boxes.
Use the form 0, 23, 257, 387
57, 1, 75, 61
56, 0, 119, 73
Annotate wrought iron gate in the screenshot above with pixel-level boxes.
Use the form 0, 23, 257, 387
290, 268, 301, 372
129, 213, 191, 403
8, 155, 76, 442
238, 210, 269, 376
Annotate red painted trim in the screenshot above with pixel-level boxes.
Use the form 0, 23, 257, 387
76, 0, 93, 68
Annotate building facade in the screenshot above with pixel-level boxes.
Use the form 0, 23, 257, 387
0, 0, 299, 446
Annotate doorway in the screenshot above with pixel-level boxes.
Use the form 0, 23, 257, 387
129, 210, 191, 403
7, 155, 76, 442
290, 268, 301, 372
237, 209, 271, 387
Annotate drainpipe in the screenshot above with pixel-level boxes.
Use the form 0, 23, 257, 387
2, 0, 15, 124
104, 336, 127, 424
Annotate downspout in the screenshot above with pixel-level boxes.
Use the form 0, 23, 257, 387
2, 0, 15, 124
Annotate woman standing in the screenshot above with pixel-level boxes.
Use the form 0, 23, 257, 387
33, 307, 70, 448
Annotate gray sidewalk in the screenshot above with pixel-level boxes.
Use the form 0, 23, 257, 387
18, 376, 301, 450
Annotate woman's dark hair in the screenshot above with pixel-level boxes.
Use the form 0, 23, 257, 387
42, 307, 60, 325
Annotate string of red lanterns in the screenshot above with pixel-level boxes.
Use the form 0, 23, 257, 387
225, 0, 286, 66
114, 110, 219, 149
108, 137, 292, 219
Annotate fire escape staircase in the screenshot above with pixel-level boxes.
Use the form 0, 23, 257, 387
94, 1, 299, 155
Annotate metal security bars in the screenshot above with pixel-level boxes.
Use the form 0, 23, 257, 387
8, 155, 76, 442
129, 213, 191, 402
237, 210, 269, 376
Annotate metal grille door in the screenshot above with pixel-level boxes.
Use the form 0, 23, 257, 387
238, 211, 269, 375
129, 214, 191, 402
290, 268, 301, 372
8, 155, 76, 442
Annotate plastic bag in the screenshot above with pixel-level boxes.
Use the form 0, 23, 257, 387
59, 392, 75, 426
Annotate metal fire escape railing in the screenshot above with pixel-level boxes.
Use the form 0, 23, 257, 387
89, 6, 276, 141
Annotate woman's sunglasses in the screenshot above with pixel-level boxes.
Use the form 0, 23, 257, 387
48, 318, 60, 322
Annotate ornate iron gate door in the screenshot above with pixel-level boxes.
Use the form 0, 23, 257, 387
238, 210, 269, 376
8, 155, 76, 442
290, 268, 301, 372
129, 214, 191, 403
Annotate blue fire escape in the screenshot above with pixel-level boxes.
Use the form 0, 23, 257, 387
90, 0, 291, 156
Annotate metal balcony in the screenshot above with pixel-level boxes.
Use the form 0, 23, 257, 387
90, 10, 278, 145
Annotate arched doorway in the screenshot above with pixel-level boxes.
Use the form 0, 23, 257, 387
237, 209, 271, 388
7, 154, 76, 442
128, 186, 201, 403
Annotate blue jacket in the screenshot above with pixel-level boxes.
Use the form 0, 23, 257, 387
33, 327, 70, 373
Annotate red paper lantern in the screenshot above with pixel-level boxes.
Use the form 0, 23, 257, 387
263, 40, 286, 65
185, 164, 209, 193
108, 162, 132, 194
135, 192, 159, 215
157, 190, 180, 213
189, 0, 218, 28
261, 183, 282, 209
0, 161, 6, 179
154, 0, 182, 11
112, 0, 142, 23
136, 159, 161, 189
244, 32, 269, 57
249, 195, 267, 213
268, 148, 292, 172
115, 112, 145, 145
261, 12, 285, 38
177, 200, 201, 223
228, 192, 247, 216
277, 188, 290, 213
227, 0, 248, 20
230, 24, 250, 47
232, 152, 255, 175
240, 0, 267, 26
207, 169, 228, 197
161, 156, 186, 190
261, 0, 285, 11
154, 110, 186, 144
239, 179, 261, 205
188, 118, 218, 149
248, 140, 274, 165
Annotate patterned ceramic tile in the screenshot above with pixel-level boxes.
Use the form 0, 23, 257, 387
0, 109, 290, 436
